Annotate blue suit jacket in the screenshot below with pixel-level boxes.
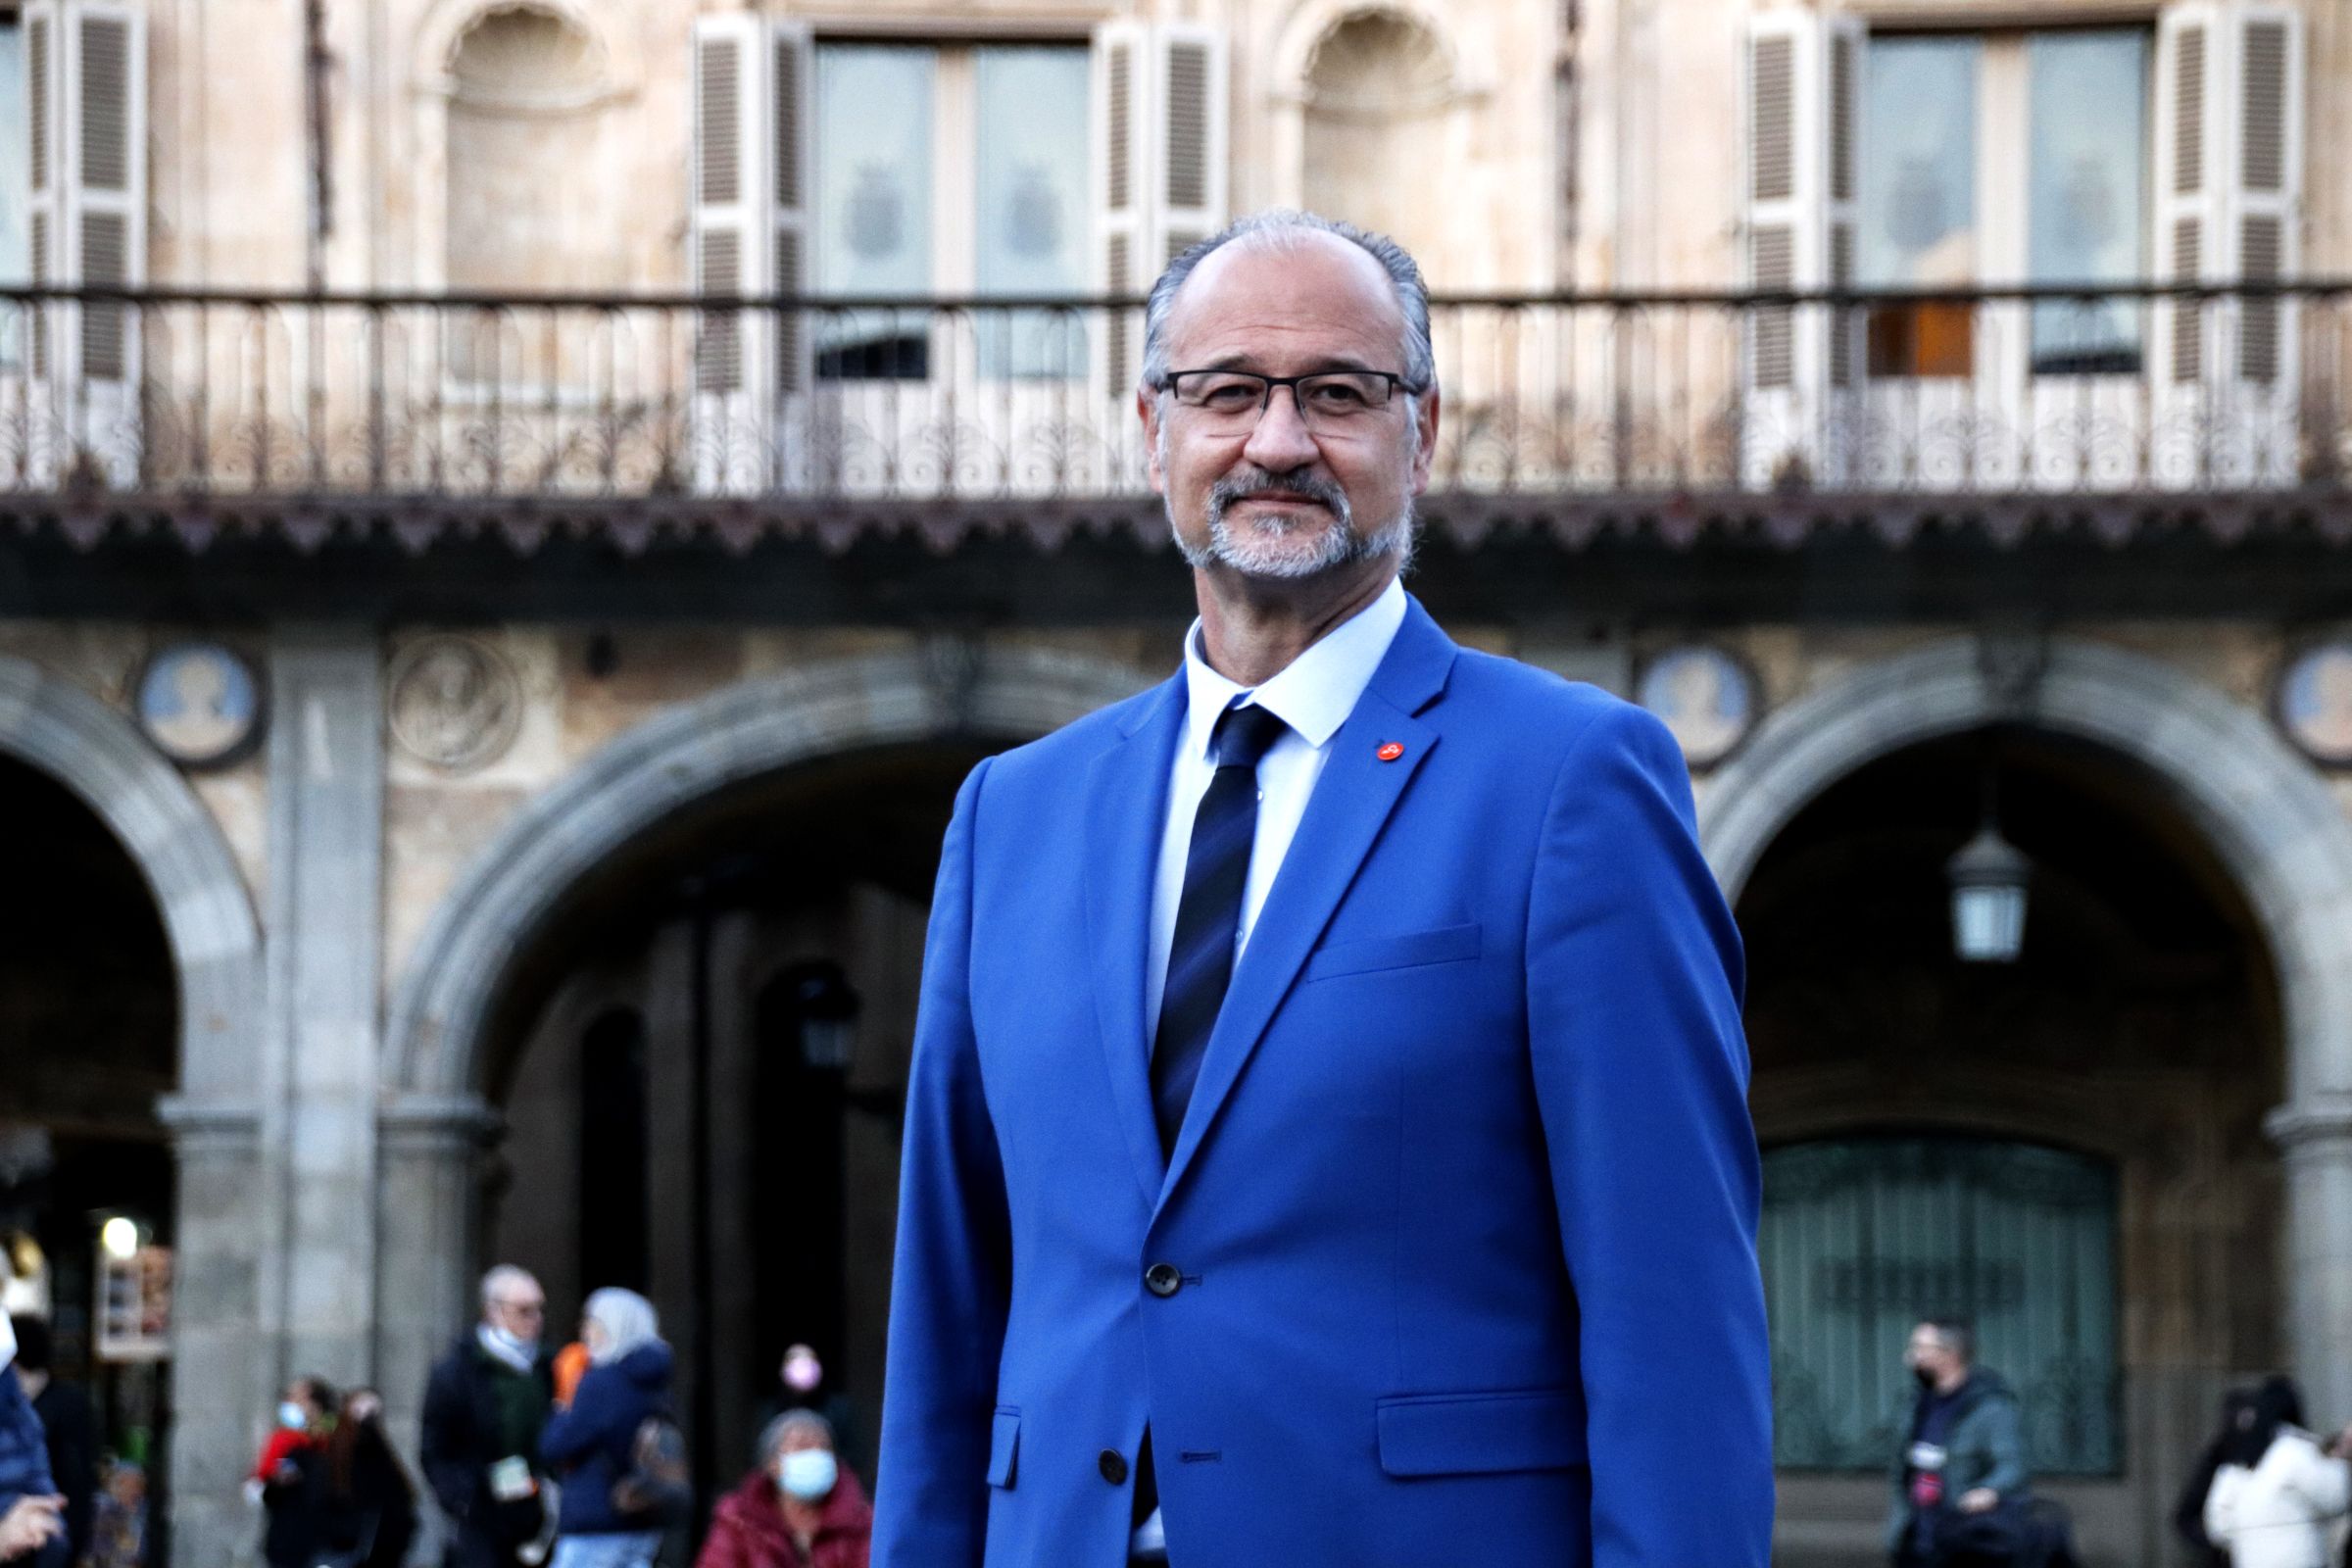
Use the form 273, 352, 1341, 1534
875, 598, 1774, 1567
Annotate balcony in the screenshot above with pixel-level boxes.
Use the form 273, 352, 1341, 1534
2, 282, 2349, 555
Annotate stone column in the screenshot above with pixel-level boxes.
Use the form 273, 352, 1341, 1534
156, 1099, 270, 1568
2268, 1095, 2352, 1423
374, 1095, 503, 1459
264, 628, 385, 1382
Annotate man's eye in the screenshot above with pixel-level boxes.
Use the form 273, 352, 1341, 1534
1306, 382, 1372, 410
1197, 381, 1262, 408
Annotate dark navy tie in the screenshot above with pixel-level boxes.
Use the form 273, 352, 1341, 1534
1152, 699, 1291, 1158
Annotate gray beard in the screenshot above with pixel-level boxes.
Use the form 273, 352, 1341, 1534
1172, 468, 1415, 580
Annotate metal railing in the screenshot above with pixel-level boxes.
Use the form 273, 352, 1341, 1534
3, 281, 2348, 527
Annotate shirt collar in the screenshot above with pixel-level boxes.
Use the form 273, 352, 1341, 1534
1179, 576, 1408, 760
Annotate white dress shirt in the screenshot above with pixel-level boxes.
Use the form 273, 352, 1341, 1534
1143, 574, 1411, 1070
1132, 575, 1405, 1558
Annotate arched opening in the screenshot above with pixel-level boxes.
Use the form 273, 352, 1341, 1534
480, 741, 991, 1500
1740, 726, 2282, 1558
0, 755, 180, 1515
443, 5, 621, 379
1301, 11, 1454, 275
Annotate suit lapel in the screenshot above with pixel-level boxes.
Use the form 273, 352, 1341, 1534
1158, 600, 1458, 1203
1083, 674, 1187, 1203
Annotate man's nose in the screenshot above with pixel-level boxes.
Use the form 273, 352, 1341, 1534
1242, 385, 1323, 471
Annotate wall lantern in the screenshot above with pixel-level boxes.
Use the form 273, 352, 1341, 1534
1946, 791, 2032, 964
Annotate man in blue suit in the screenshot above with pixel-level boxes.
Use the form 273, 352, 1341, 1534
874, 211, 1773, 1567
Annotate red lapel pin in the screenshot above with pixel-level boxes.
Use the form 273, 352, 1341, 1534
1377, 741, 1405, 762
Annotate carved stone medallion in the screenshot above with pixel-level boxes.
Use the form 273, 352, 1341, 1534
389, 635, 521, 772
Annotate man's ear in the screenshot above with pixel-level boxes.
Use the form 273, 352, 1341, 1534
1408, 383, 1442, 495
1140, 386, 1168, 495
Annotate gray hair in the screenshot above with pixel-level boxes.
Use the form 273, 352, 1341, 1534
1922, 1318, 1976, 1365
760, 1408, 835, 1462
1139, 210, 1436, 394
478, 1264, 539, 1311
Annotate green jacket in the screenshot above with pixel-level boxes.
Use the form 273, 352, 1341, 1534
1886, 1372, 2031, 1549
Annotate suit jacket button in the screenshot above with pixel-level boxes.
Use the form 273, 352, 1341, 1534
1145, 1262, 1182, 1298
1099, 1448, 1129, 1485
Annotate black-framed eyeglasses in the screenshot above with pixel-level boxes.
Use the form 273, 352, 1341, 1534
1161, 368, 1419, 433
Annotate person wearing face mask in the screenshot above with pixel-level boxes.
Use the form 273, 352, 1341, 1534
0, 1312, 67, 1568
537, 1289, 674, 1568
422, 1267, 556, 1568
254, 1376, 338, 1568
696, 1412, 870, 1568
1888, 1320, 2029, 1566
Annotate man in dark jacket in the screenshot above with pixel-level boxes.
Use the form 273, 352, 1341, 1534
1888, 1319, 2031, 1567
10, 1321, 92, 1566
421, 1267, 556, 1568
0, 1313, 65, 1568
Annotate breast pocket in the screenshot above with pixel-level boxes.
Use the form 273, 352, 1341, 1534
1302, 921, 1483, 983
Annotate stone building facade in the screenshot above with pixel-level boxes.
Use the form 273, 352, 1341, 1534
6, 1, 2352, 1566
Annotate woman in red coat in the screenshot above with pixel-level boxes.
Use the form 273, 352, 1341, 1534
696, 1411, 869, 1568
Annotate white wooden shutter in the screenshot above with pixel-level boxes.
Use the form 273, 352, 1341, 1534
770, 20, 811, 400
1740, 9, 1851, 483
691, 13, 772, 492
2155, 5, 2214, 386
1152, 24, 1228, 269
24, 0, 143, 484
2155, 1, 2302, 482
1093, 20, 1148, 408
24, 0, 60, 394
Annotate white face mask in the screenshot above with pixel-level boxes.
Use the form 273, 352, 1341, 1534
0, 1312, 15, 1373
777, 1449, 837, 1502
278, 1400, 309, 1431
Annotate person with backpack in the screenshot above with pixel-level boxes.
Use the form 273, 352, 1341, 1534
695, 1412, 869, 1568
539, 1290, 676, 1568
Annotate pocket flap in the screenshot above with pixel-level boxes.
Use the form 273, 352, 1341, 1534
1376, 1388, 1589, 1477
986, 1407, 1020, 1489
1304, 921, 1483, 982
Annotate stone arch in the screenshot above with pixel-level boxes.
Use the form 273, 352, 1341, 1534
0, 654, 260, 1095
387, 641, 1157, 1099
1697, 633, 2352, 1416
0, 654, 263, 1568
371, 642, 1157, 1434
1288, 7, 1463, 275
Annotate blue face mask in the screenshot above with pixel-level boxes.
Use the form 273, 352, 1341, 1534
777, 1449, 837, 1502
277, 1400, 309, 1431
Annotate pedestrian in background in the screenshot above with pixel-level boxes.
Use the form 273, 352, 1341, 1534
0, 1313, 65, 1568
538, 1289, 673, 1568
2177, 1388, 2257, 1568
8, 1321, 89, 1567
318, 1389, 416, 1568
695, 1412, 868, 1568
1888, 1319, 2030, 1566
255, 1375, 336, 1568
2204, 1376, 2350, 1568
421, 1267, 556, 1568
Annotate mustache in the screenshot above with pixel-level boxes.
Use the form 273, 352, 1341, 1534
1207, 467, 1349, 516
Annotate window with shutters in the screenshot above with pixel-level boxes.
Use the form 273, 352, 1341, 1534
0, 12, 25, 368
1861, 27, 2149, 379
812, 40, 1091, 381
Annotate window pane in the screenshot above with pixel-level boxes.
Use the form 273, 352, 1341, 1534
1861, 38, 1979, 378
1860, 38, 1979, 288
815, 45, 934, 379
0, 21, 26, 368
1762, 1137, 2120, 1476
2028, 30, 2149, 374
974, 46, 1090, 379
